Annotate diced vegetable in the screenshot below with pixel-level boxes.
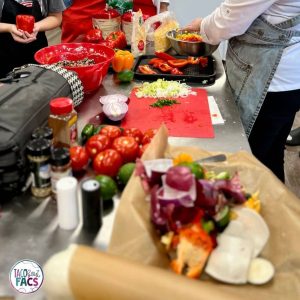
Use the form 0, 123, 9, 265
247, 258, 275, 285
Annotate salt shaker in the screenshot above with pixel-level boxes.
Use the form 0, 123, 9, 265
56, 176, 79, 230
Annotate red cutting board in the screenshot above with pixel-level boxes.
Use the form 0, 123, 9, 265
121, 88, 214, 138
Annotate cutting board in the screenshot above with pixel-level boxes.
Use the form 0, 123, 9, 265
121, 88, 214, 138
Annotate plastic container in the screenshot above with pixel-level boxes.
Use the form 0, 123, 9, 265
92, 7, 121, 39
26, 138, 52, 198
48, 97, 78, 148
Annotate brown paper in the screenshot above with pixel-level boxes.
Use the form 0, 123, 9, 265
107, 124, 300, 300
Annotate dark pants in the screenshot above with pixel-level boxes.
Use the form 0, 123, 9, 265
249, 89, 300, 182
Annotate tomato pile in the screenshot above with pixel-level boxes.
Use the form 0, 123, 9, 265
69, 125, 158, 177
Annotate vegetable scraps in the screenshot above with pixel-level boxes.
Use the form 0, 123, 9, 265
136, 153, 274, 284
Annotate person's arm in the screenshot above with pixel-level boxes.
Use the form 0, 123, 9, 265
34, 12, 62, 32
185, 0, 277, 45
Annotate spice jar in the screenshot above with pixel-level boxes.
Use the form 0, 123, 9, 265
26, 138, 51, 198
48, 97, 78, 148
50, 147, 72, 199
31, 126, 53, 142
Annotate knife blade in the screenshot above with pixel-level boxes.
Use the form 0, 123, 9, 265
195, 154, 227, 164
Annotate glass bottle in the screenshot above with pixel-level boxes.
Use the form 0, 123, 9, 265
26, 138, 52, 198
31, 126, 53, 142
50, 147, 72, 200
48, 97, 78, 148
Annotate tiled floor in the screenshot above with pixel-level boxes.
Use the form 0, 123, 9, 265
46, 29, 300, 198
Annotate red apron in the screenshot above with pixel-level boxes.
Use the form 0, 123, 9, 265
61, 0, 106, 43
133, 0, 156, 16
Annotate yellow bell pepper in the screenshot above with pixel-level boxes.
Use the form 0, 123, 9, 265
244, 191, 261, 213
112, 50, 134, 73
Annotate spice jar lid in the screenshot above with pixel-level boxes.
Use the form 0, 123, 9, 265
32, 126, 53, 140
51, 148, 70, 166
50, 97, 73, 115
26, 138, 51, 156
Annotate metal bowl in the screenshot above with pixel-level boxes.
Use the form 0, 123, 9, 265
166, 30, 218, 56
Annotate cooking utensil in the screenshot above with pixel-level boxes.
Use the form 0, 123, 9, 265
195, 154, 227, 164
166, 30, 218, 56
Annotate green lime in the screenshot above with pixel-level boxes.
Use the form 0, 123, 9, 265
95, 175, 118, 201
215, 171, 231, 180
214, 206, 230, 228
117, 70, 134, 82
117, 162, 136, 186
179, 162, 204, 179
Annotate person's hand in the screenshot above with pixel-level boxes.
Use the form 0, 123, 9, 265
183, 18, 203, 32
9, 24, 37, 43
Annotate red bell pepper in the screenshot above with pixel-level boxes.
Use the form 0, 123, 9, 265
138, 65, 157, 74
16, 15, 35, 34
167, 59, 189, 68
106, 31, 127, 49
155, 51, 176, 61
187, 56, 200, 65
84, 29, 103, 44
158, 63, 173, 73
170, 68, 183, 75
199, 57, 209, 68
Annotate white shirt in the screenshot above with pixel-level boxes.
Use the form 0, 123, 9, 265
200, 0, 300, 92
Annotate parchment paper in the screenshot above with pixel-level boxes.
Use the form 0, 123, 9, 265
107, 124, 300, 299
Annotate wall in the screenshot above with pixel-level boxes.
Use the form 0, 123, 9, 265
169, 0, 223, 26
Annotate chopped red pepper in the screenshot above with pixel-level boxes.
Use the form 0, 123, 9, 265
167, 59, 189, 68
187, 56, 200, 65
155, 51, 176, 61
148, 58, 165, 65
158, 63, 173, 73
138, 65, 157, 74
170, 68, 183, 75
199, 56, 209, 68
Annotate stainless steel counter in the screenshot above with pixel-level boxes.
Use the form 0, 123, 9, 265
0, 52, 250, 299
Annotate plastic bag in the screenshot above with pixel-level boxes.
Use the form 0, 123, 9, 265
107, 0, 133, 15
144, 11, 179, 54
131, 10, 146, 57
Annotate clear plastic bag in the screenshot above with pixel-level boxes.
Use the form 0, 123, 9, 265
143, 11, 179, 55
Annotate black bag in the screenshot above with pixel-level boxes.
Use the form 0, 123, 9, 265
0, 64, 83, 199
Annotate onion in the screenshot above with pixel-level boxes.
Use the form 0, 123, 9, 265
102, 102, 128, 121
99, 94, 128, 105
165, 166, 194, 192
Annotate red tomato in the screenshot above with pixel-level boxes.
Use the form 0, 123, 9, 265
142, 128, 158, 145
100, 125, 122, 141
85, 134, 110, 159
93, 149, 123, 177
123, 128, 143, 144
16, 15, 35, 34
138, 143, 150, 158
69, 146, 89, 171
112, 136, 139, 163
